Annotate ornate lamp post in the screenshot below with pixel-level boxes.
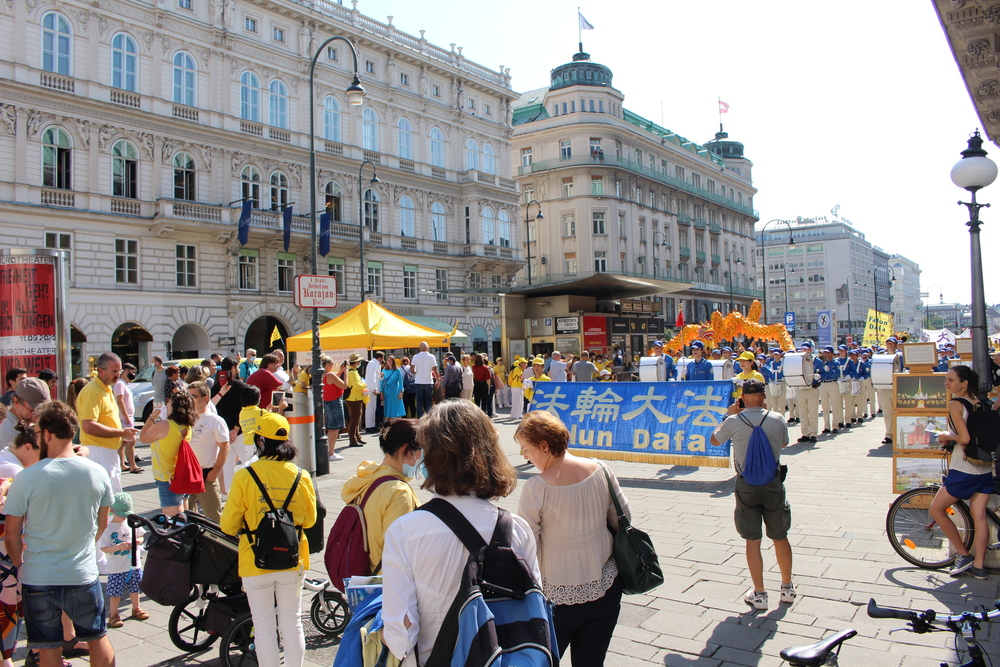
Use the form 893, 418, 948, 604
524, 200, 543, 285
758, 219, 795, 324
651, 231, 670, 280
358, 160, 380, 299
726, 250, 742, 313
951, 130, 997, 399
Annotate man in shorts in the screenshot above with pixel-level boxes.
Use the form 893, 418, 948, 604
711, 379, 795, 610
4, 401, 115, 666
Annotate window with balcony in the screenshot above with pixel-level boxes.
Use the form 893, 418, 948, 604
324, 96, 341, 142
430, 127, 445, 168
397, 117, 413, 160
465, 139, 479, 171
111, 33, 138, 92
238, 250, 258, 290
560, 139, 572, 160
176, 244, 196, 287
327, 258, 346, 296
112, 140, 138, 199
498, 210, 511, 248
482, 207, 495, 246
399, 196, 416, 237
362, 107, 379, 152
277, 254, 294, 292
268, 80, 288, 129
565, 252, 577, 275
173, 51, 197, 106
482, 143, 496, 175
42, 127, 72, 190
594, 251, 607, 272
173, 152, 196, 201
363, 188, 379, 231
432, 201, 446, 242
240, 71, 261, 122
115, 238, 138, 284
521, 147, 533, 166
241, 166, 260, 208
42, 11, 72, 75
323, 181, 342, 222
269, 172, 288, 211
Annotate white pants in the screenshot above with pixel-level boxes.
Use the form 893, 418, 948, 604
798, 387, 820, 438
86, 444, 123, 494
820, 382, 843, 429
243, 569, 306, 667
877, 387, 894, 438
767, 383, 786, 416
365, 393, 378, 429
509, 387, 524, 420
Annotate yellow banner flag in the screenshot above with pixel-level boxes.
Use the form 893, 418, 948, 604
269, 325, 282, 346
862, 309, 893, 347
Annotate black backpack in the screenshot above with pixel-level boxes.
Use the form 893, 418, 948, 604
243, 466, 302, 570
953, 397, 1000, 464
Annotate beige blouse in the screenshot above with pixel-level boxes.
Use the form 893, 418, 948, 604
517, 462, 631, 605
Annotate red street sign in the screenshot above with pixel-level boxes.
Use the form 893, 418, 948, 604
294, 275, 338, 309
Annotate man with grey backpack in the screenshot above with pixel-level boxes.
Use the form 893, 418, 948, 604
711, 379, 795, 611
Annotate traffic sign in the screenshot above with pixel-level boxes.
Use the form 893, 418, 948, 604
784, 311, 795, 331
294, 275, 338, 309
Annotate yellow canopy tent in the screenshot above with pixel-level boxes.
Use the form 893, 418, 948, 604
287, 301, 453, 352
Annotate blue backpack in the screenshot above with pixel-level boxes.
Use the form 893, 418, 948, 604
417, 499, 558, 667
331, 591, 388, 667
738, 411, 779, 486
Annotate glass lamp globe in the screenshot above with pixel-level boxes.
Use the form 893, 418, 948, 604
951, 131, 998, 191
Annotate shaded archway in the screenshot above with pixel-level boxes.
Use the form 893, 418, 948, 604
70, 325, 86, 378
112, 322, 152, 369
172, 323, 210, 360
470, 325, 488, 354
244, 316, 288, 360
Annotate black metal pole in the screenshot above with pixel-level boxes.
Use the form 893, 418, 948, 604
961, 189, 992, 399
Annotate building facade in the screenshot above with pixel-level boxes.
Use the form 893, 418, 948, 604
510, 51, 760, 328
888, 253, 922, 338
0, 0, 521, 374
756, 216, 922, 343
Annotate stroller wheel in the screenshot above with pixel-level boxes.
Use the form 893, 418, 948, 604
310, 590, 351, 636
168, 595, 220, 652
220, 611, 257, 667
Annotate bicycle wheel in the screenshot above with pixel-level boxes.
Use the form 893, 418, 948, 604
220, 612, 257, 667
886, 487, 973, 568
310, 590, 351, 636
168, 594, 219, 652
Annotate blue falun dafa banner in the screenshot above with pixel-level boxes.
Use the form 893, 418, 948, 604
527, 381, 735, 468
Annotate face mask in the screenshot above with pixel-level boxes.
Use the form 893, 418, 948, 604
403, 451, 425, 480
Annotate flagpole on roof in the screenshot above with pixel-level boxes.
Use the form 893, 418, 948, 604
718, 96, 723, 133
578, 7, 582, 53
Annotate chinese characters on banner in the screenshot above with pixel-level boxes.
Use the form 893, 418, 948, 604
862, 308, 893, 347
0, 254, 58, 375
528, 381, 735, 467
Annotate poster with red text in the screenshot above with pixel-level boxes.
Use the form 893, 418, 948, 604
0, 254, 58, 376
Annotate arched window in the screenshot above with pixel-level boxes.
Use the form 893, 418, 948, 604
465, 138, 479, 171
268, 80, 288, 129
172, 51, 197, 106
482, 143, 496, 175
399, 195, 416, 237
269, 171, 289, 211
429, 127, 445, 168
431, 201, 446, 242
240, 71, 260, 122
241, 165, 260, 208
481, 206, 495, 246
111, 33, 138, 92
41, 12, 71, 75
41, 127, 72, 190
497, 209, 511, 248
111, 140, 138, 199
325, 181, 342, 222
323, 96, 341, 142
173, 152, 196, 201
397, 117, 413, 160
362, 108, 379, 152
363, 188, 380, 231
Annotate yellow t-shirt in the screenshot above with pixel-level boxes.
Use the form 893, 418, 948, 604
239, 405, 268, 446
151, 420, 190, 483
293, 369, 311, 393
76, 377, 122, 450
507, 366, 524, 389
733, 369, 766, 399
220, 459, 317, 578
345, 367, 367, 402
523, 373, 550, 401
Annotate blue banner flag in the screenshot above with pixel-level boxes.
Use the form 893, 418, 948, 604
282, 205, 293, 252
237, 199, 253, 246
528, 381, 734, 467
319, 212, 331, 257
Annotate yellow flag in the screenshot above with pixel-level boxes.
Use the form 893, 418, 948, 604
269, 325, 281, 346
444, 320, 458, 345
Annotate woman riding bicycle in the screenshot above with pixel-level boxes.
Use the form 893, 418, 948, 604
931, 366, 993, 579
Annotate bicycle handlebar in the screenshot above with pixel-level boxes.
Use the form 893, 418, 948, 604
867, 598, 1000, 628
127, 513, 200, 541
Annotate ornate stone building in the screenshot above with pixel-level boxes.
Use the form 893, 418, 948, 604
0, 0, 520, 373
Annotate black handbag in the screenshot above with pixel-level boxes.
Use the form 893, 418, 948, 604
599, 464, 664, 595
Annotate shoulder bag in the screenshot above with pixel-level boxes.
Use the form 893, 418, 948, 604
599, 463, 663, 595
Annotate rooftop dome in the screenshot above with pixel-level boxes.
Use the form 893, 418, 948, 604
705, 130, 745, 160
550, 51, 614, 91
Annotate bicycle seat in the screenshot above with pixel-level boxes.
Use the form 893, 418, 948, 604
779, 629, 857, 666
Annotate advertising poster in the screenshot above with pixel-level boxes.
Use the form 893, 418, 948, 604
0, 253, 60, 377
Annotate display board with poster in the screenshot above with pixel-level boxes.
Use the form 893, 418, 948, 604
894, 373, 949, 412
892, 455, 948, 494
890, 371, 951, 493
901, 342, 937, 368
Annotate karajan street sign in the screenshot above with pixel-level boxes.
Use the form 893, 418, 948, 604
294, 274, 338, 309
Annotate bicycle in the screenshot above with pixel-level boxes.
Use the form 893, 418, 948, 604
779, 598, 1000, 666
886, 480, 1000, 569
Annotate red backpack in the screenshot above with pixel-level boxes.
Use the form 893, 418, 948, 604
169, 435, 205, 495
325, 476, 394, 592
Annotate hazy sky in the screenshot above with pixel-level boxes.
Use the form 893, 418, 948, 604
357, 0, 996, 304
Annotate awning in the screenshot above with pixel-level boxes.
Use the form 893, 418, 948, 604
404, 316, 470, 343
510, 274, 691, 300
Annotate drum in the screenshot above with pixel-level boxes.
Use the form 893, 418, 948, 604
768, 380, 783, 398
870, 353, 902, 390
675, 356, 689, 381
709, 359, 728, 381
720, 359, 735, 380
782, 352, 815, 388
638, 356, 665, 382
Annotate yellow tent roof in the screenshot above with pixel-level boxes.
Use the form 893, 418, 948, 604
287, 301, 453, 352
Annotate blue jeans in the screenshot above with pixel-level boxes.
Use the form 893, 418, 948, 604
156, 479, 187, 508
415, 384, 434, 417
22, 580, 106, 649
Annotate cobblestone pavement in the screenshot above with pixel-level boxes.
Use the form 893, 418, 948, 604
18, 407, 1000, 666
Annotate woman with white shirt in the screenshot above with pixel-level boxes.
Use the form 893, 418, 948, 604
382, 400, 539, 665
515, 410, 630, 667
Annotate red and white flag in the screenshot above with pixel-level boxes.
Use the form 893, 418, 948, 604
718, 100, 730, 114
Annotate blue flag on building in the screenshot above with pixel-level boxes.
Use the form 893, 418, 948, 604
319, 212, 331, 257
237, 199, 253, 246
528, 381, 735, 467
282, 205, 293, 252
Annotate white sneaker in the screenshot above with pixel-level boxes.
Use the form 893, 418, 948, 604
779, 583, 796, 604
329, 452, 344, 461
744, 589, 768, 610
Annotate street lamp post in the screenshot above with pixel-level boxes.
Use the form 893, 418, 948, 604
651, 231, 670, 280
845, 273, 861, 343
524, 200, 543, 285
308, 35, 366, 476
871, 264, 897, 347
358, 160, 380, 300
951, 130, 998, 400
726, 250, 742, 313
758, 219, 796, 324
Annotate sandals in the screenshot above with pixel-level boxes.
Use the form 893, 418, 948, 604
129, 467, 144, 474
109, 616, 124, 628
25, 651, 72, 667
132, 609, 150, 620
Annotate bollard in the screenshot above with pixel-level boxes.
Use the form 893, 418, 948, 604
289, 392, 317, 475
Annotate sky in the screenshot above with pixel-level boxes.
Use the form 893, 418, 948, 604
357, 0, 996, 305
